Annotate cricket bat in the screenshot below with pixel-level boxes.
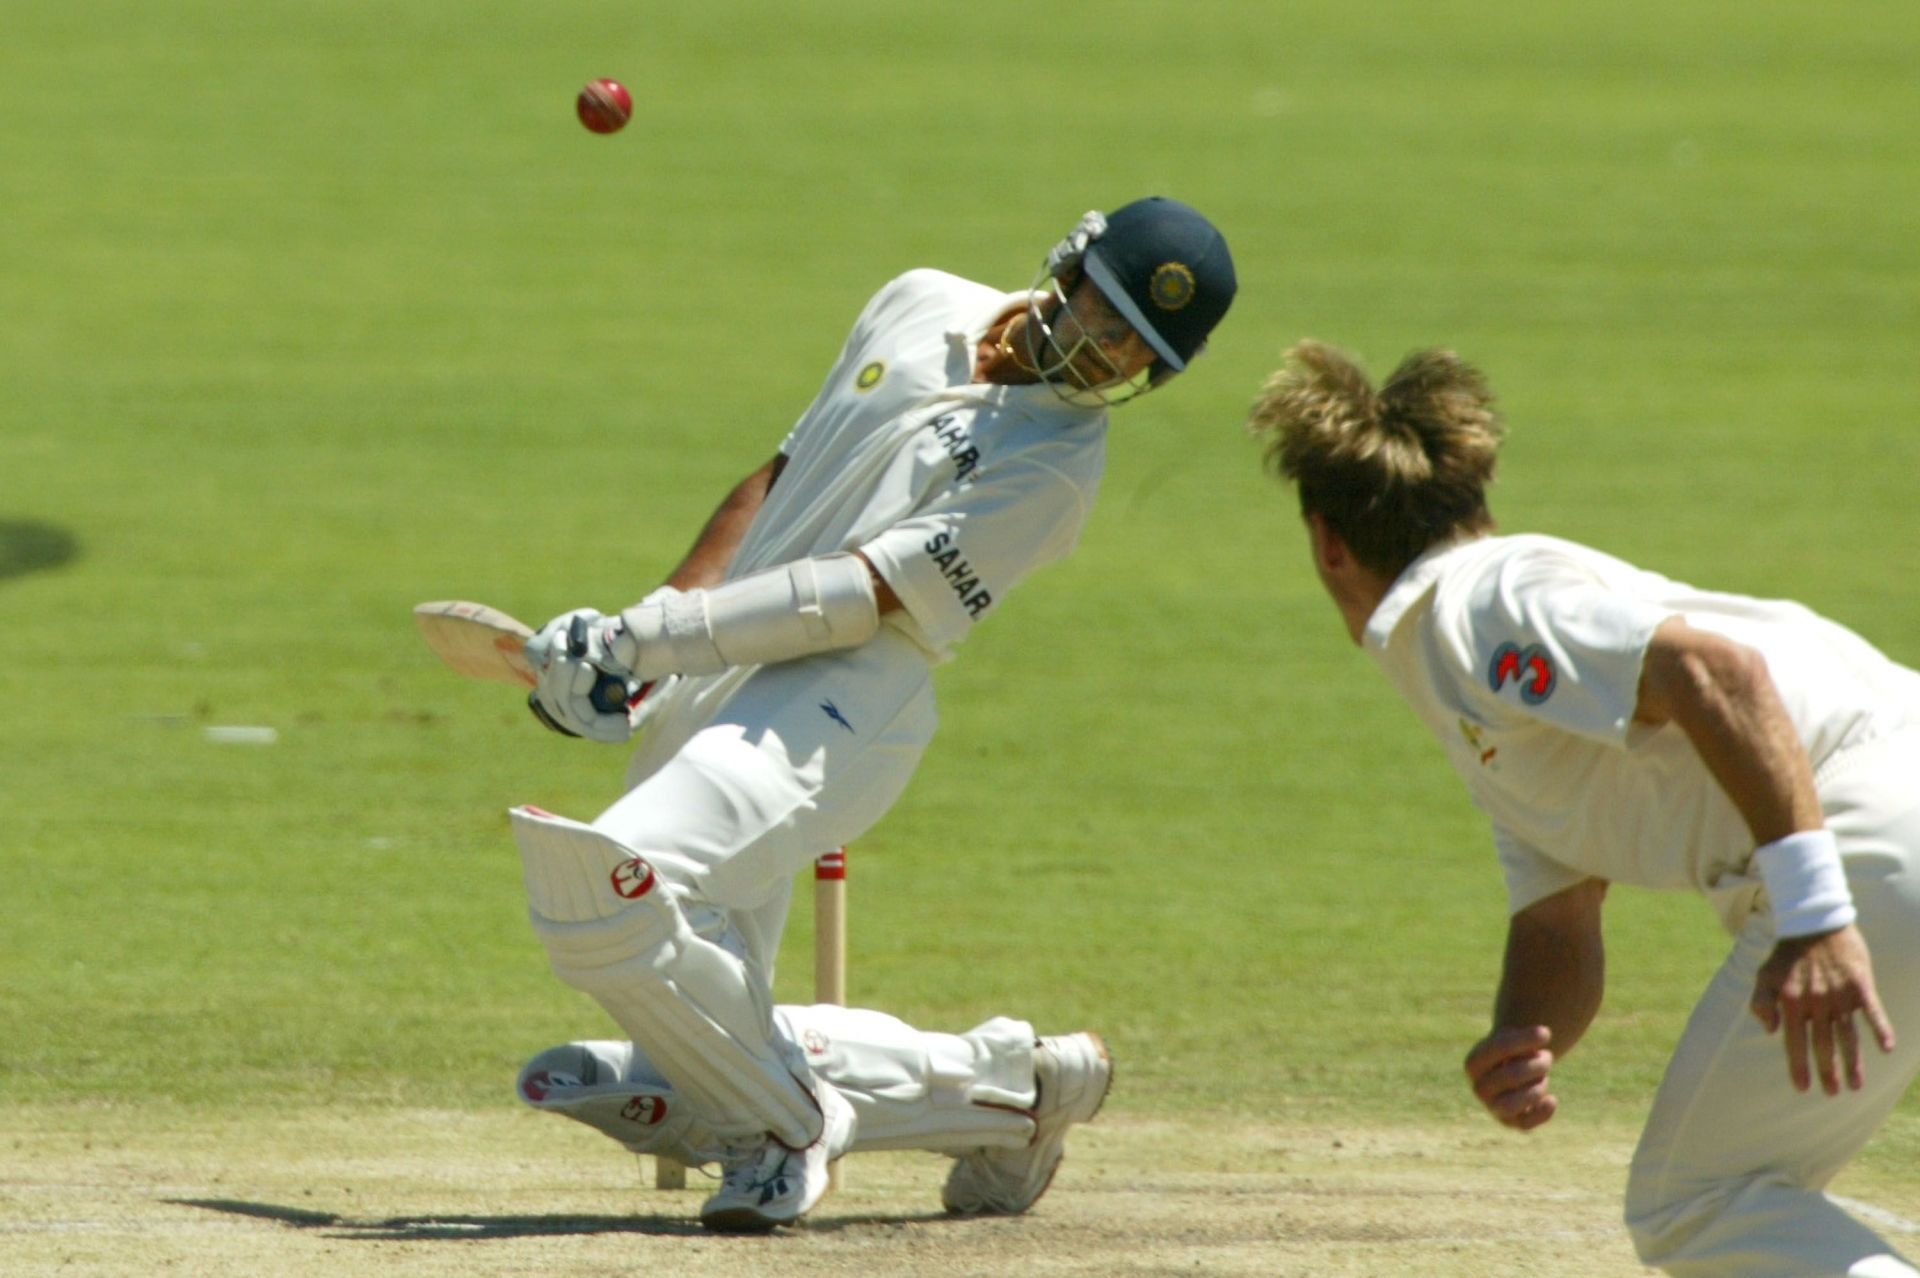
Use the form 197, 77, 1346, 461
413, 600, 636, 714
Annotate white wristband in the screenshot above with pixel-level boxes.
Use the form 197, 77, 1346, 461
614, 554, 880, 680
1752, 829, 1856, 939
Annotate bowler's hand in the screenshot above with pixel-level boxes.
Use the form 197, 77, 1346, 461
1464, 1025, 1558, 1131
1751, 923, 1896, 1095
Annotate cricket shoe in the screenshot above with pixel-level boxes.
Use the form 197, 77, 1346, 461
699, 1083, 854, 1232
942, 1031, 1112, 1216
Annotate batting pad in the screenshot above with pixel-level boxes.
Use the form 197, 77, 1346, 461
515, 1041, 719, 1165
509, 806, 829, 1147
520, 1014, 1040, 1162
786, 1007, 1040, 1153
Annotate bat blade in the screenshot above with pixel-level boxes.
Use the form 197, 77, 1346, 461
413, 600, 536, 687
414, 600, 638, 716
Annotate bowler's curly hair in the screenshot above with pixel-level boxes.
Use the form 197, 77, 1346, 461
1248, 341, 1504, 578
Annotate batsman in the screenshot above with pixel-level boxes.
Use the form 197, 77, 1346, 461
508, 198, 1236, 1230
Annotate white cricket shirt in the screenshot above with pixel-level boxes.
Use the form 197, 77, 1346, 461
727, 269, 1108, 662
1365, 533, 1920, 928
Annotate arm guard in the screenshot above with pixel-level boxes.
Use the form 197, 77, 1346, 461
612, 553, 880, 681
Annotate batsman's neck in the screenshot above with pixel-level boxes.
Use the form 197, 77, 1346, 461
975, 305, 1042, 386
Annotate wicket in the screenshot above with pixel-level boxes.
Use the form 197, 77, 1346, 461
649, 847, 848, 1190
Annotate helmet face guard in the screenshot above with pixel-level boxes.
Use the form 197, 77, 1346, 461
1020, 268, 1166, 408
1026, 197, 1236, 409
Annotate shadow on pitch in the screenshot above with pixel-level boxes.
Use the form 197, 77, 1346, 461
173, 1197, 956, 1240
0, 520, 80, 582
171, 1198, 711, 1240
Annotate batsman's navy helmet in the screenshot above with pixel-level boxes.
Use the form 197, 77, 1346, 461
1081, 197, 1236, 372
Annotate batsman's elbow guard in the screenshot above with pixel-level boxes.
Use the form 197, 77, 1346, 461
614, 554, 880, 679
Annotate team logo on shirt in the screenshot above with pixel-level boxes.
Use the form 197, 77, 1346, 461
1456, 716, 1499, 769
855, 361, 885, 392
1489, 642, 1556, 705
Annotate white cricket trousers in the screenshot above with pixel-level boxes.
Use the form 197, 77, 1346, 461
606, 625, 938, 981
1626, 730, 1920, 1278
516, 627, 1031, 1152
518, 1007, 1043, 1164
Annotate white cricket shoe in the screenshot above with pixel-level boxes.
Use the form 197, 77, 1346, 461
699, 1083, 854, 1232
942, 1031, 1112, 1216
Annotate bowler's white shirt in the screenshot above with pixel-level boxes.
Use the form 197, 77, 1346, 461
728, 269, 1107, 662
1365, 534, 1920, 928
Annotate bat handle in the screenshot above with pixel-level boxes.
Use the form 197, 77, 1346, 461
570, 615, 639, 717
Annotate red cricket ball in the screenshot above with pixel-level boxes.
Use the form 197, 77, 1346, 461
576, 78, 632, 134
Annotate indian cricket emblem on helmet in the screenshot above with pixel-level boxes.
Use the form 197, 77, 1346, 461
1149, 262, 1196, 312
610, 856, 657, 899
855, 360, 885, 392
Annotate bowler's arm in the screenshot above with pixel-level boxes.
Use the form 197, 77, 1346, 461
1632, 617, 1820, 842
1465, 877, 1607, 1131
1633, 616, 1894, 1093
1494, 878, 1608, 1057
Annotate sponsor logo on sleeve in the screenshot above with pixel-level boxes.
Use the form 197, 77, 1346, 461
855, 361, 885, 392
922, 531, 993, 619
1489, 642, 1556, 705
927, 413, 980, 485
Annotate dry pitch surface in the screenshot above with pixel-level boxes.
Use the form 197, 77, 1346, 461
7, 1108, 1920, 1276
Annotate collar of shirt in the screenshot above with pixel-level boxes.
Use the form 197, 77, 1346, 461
1362, 535, 1485, 654
940, 289, 1104, 417
950, 287, 1040, 353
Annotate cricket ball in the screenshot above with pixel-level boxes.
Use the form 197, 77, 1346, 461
576, 78, 632, 134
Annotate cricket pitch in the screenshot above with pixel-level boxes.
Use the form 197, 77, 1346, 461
17, 1105, 1918, 1276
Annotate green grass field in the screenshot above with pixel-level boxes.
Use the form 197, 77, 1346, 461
5, 1, 1919, 1268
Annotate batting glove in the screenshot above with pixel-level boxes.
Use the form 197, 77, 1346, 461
524, 608, 639, 744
